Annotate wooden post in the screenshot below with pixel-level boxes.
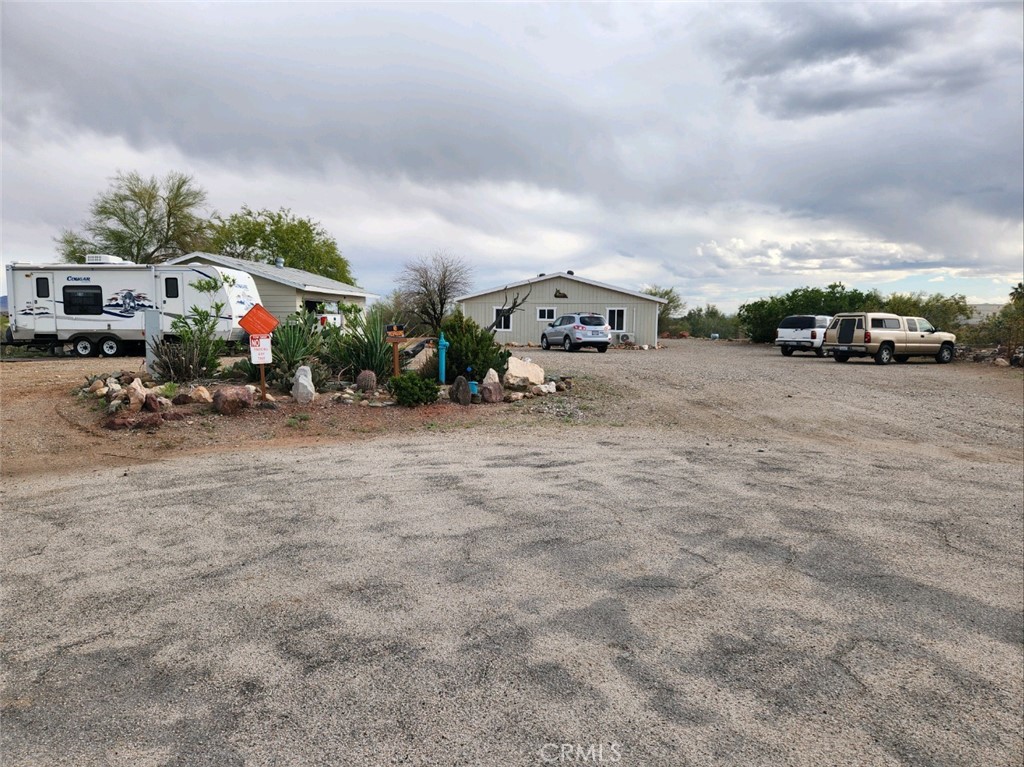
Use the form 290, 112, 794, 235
392, 341, 400, 378
260, 362, 267, 402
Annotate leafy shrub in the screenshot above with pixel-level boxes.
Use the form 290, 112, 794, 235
419, 310, 510, 383
389, 372, 439, 407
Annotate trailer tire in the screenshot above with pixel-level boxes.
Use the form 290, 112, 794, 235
72, 337, 97, 357
99, 336, 123, 357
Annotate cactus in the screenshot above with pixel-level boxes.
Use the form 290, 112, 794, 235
356, 369, 377, 393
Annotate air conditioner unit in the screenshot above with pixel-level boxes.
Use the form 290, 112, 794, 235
85, 254, 128, 264
616, 332, 633, 344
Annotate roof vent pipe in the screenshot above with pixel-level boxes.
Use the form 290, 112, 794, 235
566, 270, 574, 275
538, 273, 545, 277
275, 257, 285, 268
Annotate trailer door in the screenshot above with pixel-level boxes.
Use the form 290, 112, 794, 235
160, 273, 185, 322
33, 275, 57, 334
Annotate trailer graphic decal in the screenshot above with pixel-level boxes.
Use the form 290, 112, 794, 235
104, 289, 156, 317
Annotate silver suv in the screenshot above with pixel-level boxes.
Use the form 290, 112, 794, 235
541, 312, 611, 353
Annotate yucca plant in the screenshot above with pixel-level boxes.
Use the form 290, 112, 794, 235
268, 312, 325, 391
323, 307, 394, 383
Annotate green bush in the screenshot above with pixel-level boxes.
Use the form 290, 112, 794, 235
420, 310, 509, 383
389, 371, 440, 407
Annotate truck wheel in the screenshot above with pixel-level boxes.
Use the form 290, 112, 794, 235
874, 344, 894, 365
833, 354, 849, 363
99, 336, 123, 357
72, 337, 97, 357
935, 344, 954, 364
780, 347, 794, 356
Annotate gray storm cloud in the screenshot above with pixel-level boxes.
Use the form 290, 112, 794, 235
2, 2, 1021, 304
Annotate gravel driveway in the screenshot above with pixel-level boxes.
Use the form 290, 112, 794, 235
2, 341, 1022, 766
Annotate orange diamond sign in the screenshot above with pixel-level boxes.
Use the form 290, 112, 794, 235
239, 304, 279, 336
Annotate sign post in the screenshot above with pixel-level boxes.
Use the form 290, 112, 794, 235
239, 304, 280, 402
386, 324, 406, 378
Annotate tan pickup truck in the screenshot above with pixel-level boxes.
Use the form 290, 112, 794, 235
822, 312, 956, 365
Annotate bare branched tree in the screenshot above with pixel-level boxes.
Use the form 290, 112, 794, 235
397, 251, 473, 336
485, 284, 533, 333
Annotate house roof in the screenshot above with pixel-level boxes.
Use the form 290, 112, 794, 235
456, 272, 668, 304
167, 252, 377, 299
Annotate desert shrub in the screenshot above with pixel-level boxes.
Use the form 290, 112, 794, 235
268, 313, 326, 391
356, 370, 377, 392
322, 307, 393, 382
389, 372, 439, 407
419, 310, 510, 383
150, 308, 226, 382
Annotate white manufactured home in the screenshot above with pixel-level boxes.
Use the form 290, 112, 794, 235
4, 255, 260, 357
168, 252, 377, 324
456, 272, 667, 347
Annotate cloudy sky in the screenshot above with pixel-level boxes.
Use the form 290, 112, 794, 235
3, 2, 1022, 310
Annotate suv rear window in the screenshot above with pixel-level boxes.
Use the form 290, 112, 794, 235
778, 316, 815, 330
579, 315, 605, 326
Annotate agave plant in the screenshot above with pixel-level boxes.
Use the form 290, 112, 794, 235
323, 307, 394, 383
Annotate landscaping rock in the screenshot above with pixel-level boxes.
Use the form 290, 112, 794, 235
503, 356, 544, 388
172, 392, 194, 405
161, 411, 186, 421
107, 399, 125, 415
213, 386, 253, 415
292, 365, 317, 405
94, 387, 109, 398
191, 386, 213, 404
87, 379, 105, 394
470, 393, 482, 404
504, 392, 525, 402
994, 357, 1010, 367
143, 393, 163, 412
125, 378, 148, 413
480, 381, 504, 403
483, 368, 500, 385
449, 376, 471, 406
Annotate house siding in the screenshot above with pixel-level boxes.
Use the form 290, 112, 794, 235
458, 275, 661, 346
180, 255, 367, 323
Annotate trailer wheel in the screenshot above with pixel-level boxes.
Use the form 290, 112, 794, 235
72, 337, 97, 357
99, 336, 122, 357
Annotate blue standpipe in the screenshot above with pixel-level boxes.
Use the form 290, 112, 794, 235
438, 332, 450, 384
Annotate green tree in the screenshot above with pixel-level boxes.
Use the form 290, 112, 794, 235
209, 206, 355, 284
57, 171, 211, 263
682, 304, 740, 339
642, 285, 686, 328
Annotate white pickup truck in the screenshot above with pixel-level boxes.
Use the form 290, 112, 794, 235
775, 314, 832, 357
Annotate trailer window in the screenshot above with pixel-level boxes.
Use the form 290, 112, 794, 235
35, 278, 50, 298
165, 277, 179, 298
63, 286, 104, 315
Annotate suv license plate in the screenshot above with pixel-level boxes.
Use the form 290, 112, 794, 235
590, 331, 603, 336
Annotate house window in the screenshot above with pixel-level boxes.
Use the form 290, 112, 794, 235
62, 286, 104, 315
165, 277, 179, 299
607, 308, 625, 332
35, 278, 50, 298
493, 307, 511, 331
537, 307, 555, 321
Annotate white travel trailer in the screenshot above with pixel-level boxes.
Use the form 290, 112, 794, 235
4, 255, 261, 357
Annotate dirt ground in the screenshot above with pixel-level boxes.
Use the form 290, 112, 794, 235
2, 341, 1023, 766
2, 340, 1021, 478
